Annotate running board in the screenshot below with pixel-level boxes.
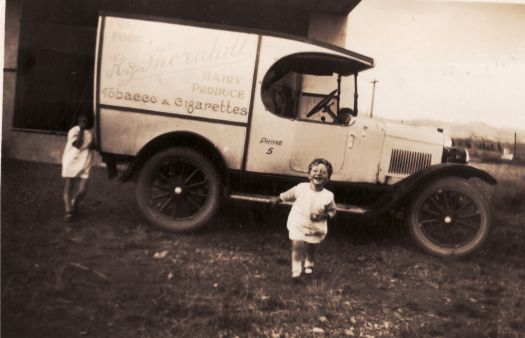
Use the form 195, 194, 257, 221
229, 193, 369, 215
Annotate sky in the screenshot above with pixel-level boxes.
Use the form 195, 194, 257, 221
346, 0, 525, 130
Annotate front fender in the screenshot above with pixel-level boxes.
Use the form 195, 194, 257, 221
368, 163, 496, 215
394, 163, 497, 188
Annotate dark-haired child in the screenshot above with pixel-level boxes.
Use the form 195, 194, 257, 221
271, 158, 337, 280
62, 114, 94, 221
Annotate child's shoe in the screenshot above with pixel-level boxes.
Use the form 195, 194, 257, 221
304, 261, 314, 275
64, 212, 74, 222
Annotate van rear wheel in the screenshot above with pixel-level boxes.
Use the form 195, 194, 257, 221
136, 147, 221, 232
407, 177, 491, 257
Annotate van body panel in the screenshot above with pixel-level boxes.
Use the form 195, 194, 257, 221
98, 16, 258, 123
95, 15, 259, 165
337, 118, 386, 183
99, 108, 247, 169
289, 122, 348, 174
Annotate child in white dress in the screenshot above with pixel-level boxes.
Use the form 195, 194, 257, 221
271, 158, 337, 280
62, 114, 94, 221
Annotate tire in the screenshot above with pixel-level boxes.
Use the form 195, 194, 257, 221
407, 177, 491, 257
135, 147, 221, 232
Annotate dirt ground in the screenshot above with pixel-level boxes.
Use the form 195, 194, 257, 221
2, 159, 524, 338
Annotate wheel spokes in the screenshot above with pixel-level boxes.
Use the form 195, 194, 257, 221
441, 191, 451, 212
174, 162, 186, 182
453, 197, 472, 215
429, 194, 446, 213
184, 169, 199, 184
421, 206, 441, 217
420, 218, 442, 224
158, 195, 174, 212
186, 195, 202, 211
418, 190, 482, 248
455, 219, 479, 230
159, 169, 170, 182
188, 191, 208, 198
153, 183, 171, 191
424, 222, 445, 236
456, 211, 480, 219
152, 192, 171, 200
187, 178, 208, 189
149, 160, 210, 220
449, 226, 459, 243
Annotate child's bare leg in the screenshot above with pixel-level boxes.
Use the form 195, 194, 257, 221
63, 178, 74, 214
304, 243, 317, 274
291, 240, 305, 278
72, 178, 89, 209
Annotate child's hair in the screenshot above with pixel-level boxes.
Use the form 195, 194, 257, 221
76, 113, 88, 121
75, 113, 92, 128
308, 158, 333, 178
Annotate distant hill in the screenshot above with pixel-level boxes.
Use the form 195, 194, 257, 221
380, 118, 525, 144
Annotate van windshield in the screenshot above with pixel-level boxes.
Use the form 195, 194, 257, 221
261, 53, 367, 124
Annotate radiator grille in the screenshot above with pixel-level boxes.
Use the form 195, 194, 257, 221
388, 149, 432, 175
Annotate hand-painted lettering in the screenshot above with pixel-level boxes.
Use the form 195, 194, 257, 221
105, 34, 253, 85
203, 71, 241, 86
174, 98, 247, 115
259, 138, 283, 146
112, 31, 142, 43
100, 88, 248, 116
192, 83, 245, 99
101, 87, 157, 103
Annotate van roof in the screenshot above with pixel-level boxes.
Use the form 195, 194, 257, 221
99, 11, 374, 71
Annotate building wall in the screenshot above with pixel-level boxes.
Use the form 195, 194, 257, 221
2, 0, 352, 165
308, 13, 348, 47
300, 13, 349, 108
2, 0, 88, 164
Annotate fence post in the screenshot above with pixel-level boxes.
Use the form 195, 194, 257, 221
514, 131, 517, 162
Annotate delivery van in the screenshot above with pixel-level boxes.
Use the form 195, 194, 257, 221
94, 13, 496, 257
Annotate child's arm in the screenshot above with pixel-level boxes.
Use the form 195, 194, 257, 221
325, 200, 337, 219
310, 201, 337, 222
269, 185, 297, 206
269, 196, 281, 206
88, 138, 97, 150
279, 186, 297, 202
72, 127, 85, 149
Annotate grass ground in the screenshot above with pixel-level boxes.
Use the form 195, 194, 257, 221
2, 159, 524, 338
472, 161, 525, 212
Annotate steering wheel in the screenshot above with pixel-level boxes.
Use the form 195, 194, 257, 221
306, 89, 338, 118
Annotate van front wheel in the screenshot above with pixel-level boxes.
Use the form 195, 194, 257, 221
136, 148, 221, 232
407, 177, 491, 257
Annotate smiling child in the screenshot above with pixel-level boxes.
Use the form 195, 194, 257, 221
270, 158, 337, 281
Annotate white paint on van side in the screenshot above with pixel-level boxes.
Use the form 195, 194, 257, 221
99, 17, 258, 124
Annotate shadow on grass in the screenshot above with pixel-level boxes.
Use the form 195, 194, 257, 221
210, 199, 410, 247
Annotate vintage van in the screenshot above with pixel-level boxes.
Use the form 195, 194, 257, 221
94, 13, 496, 257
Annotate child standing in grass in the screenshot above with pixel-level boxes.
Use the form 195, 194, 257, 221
62, 114, 94, 221
270, 158, 337, 281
